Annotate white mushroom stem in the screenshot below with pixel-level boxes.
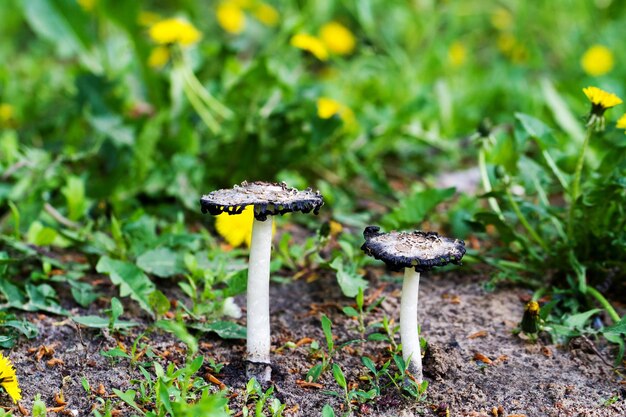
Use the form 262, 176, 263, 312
400, 268, 423, 382
246, 216, 274, 364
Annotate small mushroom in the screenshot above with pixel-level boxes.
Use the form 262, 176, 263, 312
360, 226, 465, 382
200, 181, 323, 382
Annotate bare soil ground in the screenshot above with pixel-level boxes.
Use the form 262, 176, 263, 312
6, 269, 626, 417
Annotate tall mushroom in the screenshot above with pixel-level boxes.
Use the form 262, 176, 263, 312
200, 181, 323, 382
360, 226, 465, 383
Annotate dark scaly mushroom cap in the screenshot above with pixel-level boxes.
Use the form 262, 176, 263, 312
361, 226, 465, 272
200, 181, 324, 221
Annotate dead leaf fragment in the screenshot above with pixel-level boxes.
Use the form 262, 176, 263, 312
473, 352, 492, 364
468, 330, 488, 339
492, 405, 505, 416
47, 358, 65, 367
541, 346, 552, 357
34, 344, 56, 361
442, 293, 461, 304
206, 373, 226, 390
286, 405, 299, 414
47, 405, 66, 413
295, 379, 323, 389
295, 337, 313, 347
55, 391, 68, 406
342, 346, 357, 355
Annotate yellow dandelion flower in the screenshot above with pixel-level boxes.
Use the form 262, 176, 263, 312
317, 97, 356, 128
329, 220, 343, 237
138, 11, 161, 27
290, 34, 329, 61
0, 104, 14, 123
0, 353, 21, 403
77, 0, 96, 12
616, 114, 626, 133
583, 86, 622, 130
447, 41, 467, 67
253, 3, 279, 27
149, 18, 202, 47
215, 206, 275, 248
491, 7, 513, 31
148, 46, 170, 68
583, 86, 622, 111
217, 2, 246, 34
319, 22, 356, 55
317, 97, 342, 119
520, 301, 540, 334
581, 45, 614, 77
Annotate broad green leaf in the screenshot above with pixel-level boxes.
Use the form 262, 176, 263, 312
329, 257, 367, 298
112, 389, 144, 414
321, 314, 334, 352
191, 321, 247, 340
361, 356, 377, 374
101, 347, 131, 359
27, 221, 57, 246
73, 315, 138, 329
604, 316, 626, 335
176, 392, 230, 416
0, 278, 25, 305
367, 333, 388, 342
89, 114, 135, 146
32, 394, 47, 417
336, 268, 368, 298
136, 248, 185, 278
223, 270, 247, 297
187, 356, 204, 374
158, 377, 174, 415
381, 187, 456, 230
96, 256, 155, 315
563, 309, 601, 329
4, 320, 38, 338
0, 336, 15, 348
70, 281, 100, 308
342, 306, 359, 317
22, 284, 68, 315
306, 364, 323, 383
332, 363, 347, 389
110, 297, 123, 323
489, 133, 518, 173
604, 333, 625, 366
149, 290, 171, 316
61, 176, 87, 221
123, 215, 158, 256
21, 0, 98, 69
322, 404, 336, 417
515, 113, 557, 148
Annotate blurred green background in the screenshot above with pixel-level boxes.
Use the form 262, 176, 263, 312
2, 0, 624, 218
